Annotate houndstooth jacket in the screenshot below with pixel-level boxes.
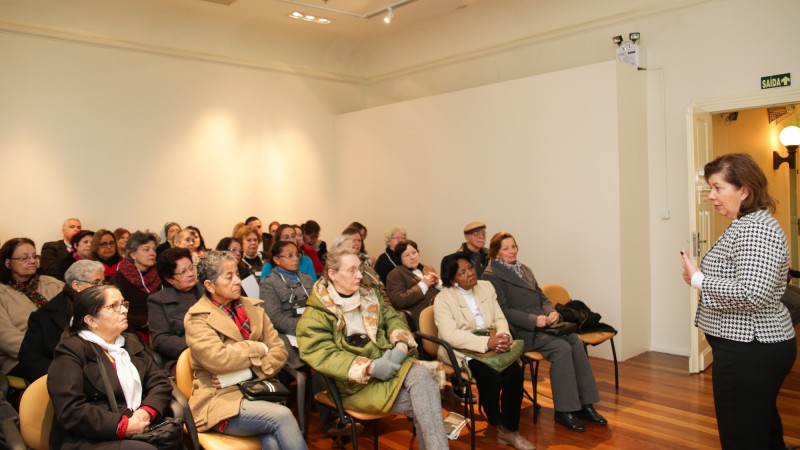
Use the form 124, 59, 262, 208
696, 209, 795, 343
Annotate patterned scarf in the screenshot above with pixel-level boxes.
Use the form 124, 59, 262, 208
210, 297, 251, 340
117, 258, 161, 294
9, 276, 48, 308
495, 258, 525, 279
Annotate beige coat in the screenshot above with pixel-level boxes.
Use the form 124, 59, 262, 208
0, 275, 64, 373
184, 295, 288, 432
433, 280, 511, 367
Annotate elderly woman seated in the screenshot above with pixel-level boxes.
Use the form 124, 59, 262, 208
329, 231, 386, 300
110, 231, 161, 343
147, 248, 203, 373
386, 240, 442, 330
18, 260, 105, 384
298, 247, 449, 450
374, 226, 407, 285
48, 285, 173, 450
236, 224, 267, 277
173, 229, 200, 264
184, 251, 306, 449
435, 253, 534, 450
0, 238, 64, 378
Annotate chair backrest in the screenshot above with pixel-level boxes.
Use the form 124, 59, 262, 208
18, 375, 53, 450
417, 306, 440, 358
175, 349, 193, 400
541, 284, 571, 306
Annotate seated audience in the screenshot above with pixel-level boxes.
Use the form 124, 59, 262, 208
260, 224, 317, 281
302, 219, 327, 266
245, 216, 272, 253
386, 240, 442, 330
374, 226, 407, 285
18, 260, 105, 383
215, 237, 258, 296
185, 251, 306, 449
268, 221, 280, 236
298, 247, 448, 450
259, 240, 312, 370
483, 232, 606, 432
70, 229, 95, 262
435, 253, 534, 450
185, 225, 208, 257
40, 218, 82, 281
236, 224, 266, 277
293, 224, 324, 277
148, 248, 203, 373
173, 229, 200, 264
114, 228, 131, 258
443, 222, 490, 278
48, 285, 173, 450
156, 222, 181, 256
110, 231, 161, 343
0, 238, 64, 378
344, 222, 372, 266
329, 232, 385, 299
92, 229, 121, 280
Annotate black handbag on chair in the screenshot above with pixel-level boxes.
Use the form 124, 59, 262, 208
238, 378, 291, 402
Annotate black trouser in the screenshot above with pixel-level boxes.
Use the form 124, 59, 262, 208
468, 359, 524, 432
706, 334, 796, 450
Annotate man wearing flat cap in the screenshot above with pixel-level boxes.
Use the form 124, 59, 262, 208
443, 221, 490, 278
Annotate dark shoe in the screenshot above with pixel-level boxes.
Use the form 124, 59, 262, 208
325, 418, 364, 438
554, 411, 586, 432
577, 404, 608, 425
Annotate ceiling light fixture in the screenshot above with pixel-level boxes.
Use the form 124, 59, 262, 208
383, 7, 394, 24
279, 0, 417, 21
288, 11, 332, 24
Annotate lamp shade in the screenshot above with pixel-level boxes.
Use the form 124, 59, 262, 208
780, 125, 800, 147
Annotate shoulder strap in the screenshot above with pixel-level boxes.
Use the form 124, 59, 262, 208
91, 344, 120, 414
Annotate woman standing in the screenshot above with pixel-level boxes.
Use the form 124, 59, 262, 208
483, 232, 605, 432
48, 285, 173, 450
110, 231, 161, 343
680, 153, 796, 450
184, 251, 305, 449
385, 240, 442, 330
92, 229, 121, 281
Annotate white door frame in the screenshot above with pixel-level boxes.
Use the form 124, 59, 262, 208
687, 87, 800, 372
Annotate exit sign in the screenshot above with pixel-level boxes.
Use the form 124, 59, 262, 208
761, 73, 791, 89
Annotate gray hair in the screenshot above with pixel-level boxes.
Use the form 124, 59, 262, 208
328, 234, 351, 252
64, 260, 105, 285
383, 226, 407, 246
124, 230, 159, 258
197, 250, 237, 285
325, 246, 358, 276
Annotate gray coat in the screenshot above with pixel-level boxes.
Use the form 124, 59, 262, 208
259, 269, 313, 369
481, 260, 555, 351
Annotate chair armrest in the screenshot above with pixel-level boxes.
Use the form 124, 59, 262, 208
2, 417, 24, 450
316, 371, 349, 424
414, 332, 469, 386
169, 379, 200, 450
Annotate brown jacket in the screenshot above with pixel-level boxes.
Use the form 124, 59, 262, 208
385, 264, 439, 328
184, 295, 288, 432
0, 275, 64, 373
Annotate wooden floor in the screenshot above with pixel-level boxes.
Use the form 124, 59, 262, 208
304, 339, 800, 450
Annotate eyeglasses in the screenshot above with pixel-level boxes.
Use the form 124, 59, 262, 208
77, 279, 105, 286
278, 253, 301, 260
469, 230, 486, 237
101, 301, 129, 313
97, 242, 116, 248
9, 254, 40, 263
173, 266, 197, 278
336, 266, 364, 276
227, 248, 242, 254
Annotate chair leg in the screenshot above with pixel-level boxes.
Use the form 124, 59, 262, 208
295, 370, 307, 437
347, 416, 359, 450
532, 360, 539, 424
466, 384, 476, 450
610, 337, 619, 391
373, 420, 380, 450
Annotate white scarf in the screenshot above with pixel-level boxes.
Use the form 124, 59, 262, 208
79, 330, 142, 410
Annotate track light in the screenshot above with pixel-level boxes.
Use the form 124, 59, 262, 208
629, 32, 640, 44
612, 35, 623, 46
383, 7, 393, 24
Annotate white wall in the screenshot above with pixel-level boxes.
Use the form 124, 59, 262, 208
337, 61, 648, 359
0, 32, 359, 247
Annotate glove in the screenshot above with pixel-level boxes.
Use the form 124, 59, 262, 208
386, 344, 408, 365
371, 351, 401, 381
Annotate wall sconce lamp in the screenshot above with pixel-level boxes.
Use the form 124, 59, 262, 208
774, 125, 800, 169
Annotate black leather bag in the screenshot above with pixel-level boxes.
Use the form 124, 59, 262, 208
537, 321, 577, 336
129, 418, 184, 450
239, 378, 291, 402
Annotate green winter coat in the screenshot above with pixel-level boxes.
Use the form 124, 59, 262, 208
297, 278, 417, 414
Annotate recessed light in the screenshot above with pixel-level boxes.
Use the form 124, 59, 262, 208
291, 11, 302, 18
318, 18, 330, 24
305, 15, 315, 20
288, 11, 331, 24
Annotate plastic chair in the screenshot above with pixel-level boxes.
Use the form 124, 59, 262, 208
415, 305, 477, 449
540, 284, 619, 391
520, 350, 544, 423
175, 349, 261, 450
4, 375, 52, 449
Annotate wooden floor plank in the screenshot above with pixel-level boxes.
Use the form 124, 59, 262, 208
304, 337, 800, 449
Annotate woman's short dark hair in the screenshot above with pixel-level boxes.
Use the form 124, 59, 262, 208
393, 240, 417, 261
69, 285, 117, 334
156, 247, 193, 283
704, 153, 776, 217
91, 229, 116, 259
70, 230, 95, 249
215, 237, 243, 252
346, 222, 367, 235
0, 238, 36, 283
489, 232, 515, 260
440, 252, 473, 287
124, 230, 159, 259
302, 220, 321, 236
270, 241, 298, 267
245, 216, 260, 225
